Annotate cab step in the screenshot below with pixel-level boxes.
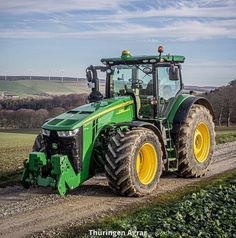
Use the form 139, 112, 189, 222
168, 168, 178, 172
168, 157, 177, 161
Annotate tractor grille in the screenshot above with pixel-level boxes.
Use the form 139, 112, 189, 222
43, 128, 83, 173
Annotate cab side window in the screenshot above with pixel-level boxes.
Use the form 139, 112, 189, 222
158, 67, 181, 100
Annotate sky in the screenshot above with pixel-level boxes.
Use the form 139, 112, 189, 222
0, 0, 236, 86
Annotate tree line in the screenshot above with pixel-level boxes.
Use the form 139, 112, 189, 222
0, 80, 235, 129
0, 94, 87, 111
204, 80, 236, 126
0, 94, 87, 128
0, 75, 84, 81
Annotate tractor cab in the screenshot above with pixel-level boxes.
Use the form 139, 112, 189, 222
86, 46, 185, 120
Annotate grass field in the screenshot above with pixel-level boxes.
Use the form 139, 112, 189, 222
0, 129, 38, 186
0, 80, 89, 97
78, 170, 236, 238
0, 127, 235, 187
215, 126, 236, 144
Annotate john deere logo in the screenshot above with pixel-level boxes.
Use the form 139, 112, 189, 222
52, 143, 58, 149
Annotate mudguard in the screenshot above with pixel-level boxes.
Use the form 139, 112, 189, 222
171, 96, 214, 141
114, 121, 167, 161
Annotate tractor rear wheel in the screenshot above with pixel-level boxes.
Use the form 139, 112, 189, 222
104, 128, 162, 196
177, 104, 215, 177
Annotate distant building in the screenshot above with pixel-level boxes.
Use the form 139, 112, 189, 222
4, 94, 19, 99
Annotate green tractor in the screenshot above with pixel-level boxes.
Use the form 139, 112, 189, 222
21, 46, 215, 196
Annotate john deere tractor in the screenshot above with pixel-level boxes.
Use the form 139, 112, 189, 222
21, 46, 215, 196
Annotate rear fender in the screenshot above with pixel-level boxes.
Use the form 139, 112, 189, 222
171, 96, 214, 141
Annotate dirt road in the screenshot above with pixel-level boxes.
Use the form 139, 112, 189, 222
0, 141, 236, 238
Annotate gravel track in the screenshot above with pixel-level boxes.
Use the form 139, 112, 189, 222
0, 141, 236, 238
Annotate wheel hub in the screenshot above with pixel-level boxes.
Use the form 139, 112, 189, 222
136, 143, 157, 185
193, 122, 210, 163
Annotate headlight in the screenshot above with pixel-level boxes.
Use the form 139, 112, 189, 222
57, 128, 79, 137
42, 128, 50, 136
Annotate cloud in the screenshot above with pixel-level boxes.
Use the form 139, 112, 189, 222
0, 19, 235, 41
106, 3, 236, 21
0, 0, 134, 13
0, 0, 235, 41
0, 0, 235, 17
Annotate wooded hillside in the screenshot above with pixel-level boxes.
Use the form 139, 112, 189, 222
0, 94, 87, 128
204, 80, 236, 126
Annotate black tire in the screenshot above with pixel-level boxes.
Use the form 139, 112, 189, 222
177, 104, 215, 177
22, 133, 46, 189
32, 133, 45, 152
104, 127, 162, 197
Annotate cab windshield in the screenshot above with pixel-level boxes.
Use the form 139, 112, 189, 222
109, 64, 153, 97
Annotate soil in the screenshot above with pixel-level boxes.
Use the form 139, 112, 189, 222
0, 141, 236, 238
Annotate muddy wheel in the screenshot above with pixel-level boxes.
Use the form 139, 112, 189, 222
178, 104, 215, 177
22, 133, 46, 189
104, 128, 162, 197
32, 133, 45, 152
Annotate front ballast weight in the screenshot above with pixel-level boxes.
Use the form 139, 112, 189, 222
21, 152, 81, 196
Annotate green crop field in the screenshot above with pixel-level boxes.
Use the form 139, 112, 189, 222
0, 129, 38, 186
215, 126, 236, 144
0, 80, 90, 97
79, 171, 236, 238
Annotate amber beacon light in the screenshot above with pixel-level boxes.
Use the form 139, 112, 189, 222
158, 45, 164, 54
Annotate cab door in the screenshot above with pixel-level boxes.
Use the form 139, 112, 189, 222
156, 64, 182, 117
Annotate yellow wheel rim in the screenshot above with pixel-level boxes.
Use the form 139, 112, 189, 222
136, 143, 158, 185
193, 122, 210, 163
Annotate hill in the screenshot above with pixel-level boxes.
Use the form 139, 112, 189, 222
0, 79, 90, 97
0, 75, 213, 98
204, 80, 236, 126
184, 85, 216, 93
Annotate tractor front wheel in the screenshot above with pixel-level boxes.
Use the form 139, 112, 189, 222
105, 128, 162, 197
32, 133, 45, 152
22, 133, 45, 189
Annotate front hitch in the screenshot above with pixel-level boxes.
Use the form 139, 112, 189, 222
21, 152, 81, 196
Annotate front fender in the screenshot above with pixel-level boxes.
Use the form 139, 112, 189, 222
114, 121, 167, 162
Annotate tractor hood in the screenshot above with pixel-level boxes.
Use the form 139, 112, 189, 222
42, 96, 134, 131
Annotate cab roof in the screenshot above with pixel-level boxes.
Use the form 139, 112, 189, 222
101, 55, 185, 65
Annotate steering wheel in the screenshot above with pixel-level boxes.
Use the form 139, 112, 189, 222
128, 78, 143, 84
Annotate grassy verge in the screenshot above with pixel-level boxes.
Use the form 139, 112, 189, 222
215, 127, 236, 144
216, 133, 236, 144
0, 129, 38, 187
68, 169, 236, 238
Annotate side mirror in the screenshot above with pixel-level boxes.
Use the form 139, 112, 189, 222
86, 70, 92, 82
169, 64, 180, 81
